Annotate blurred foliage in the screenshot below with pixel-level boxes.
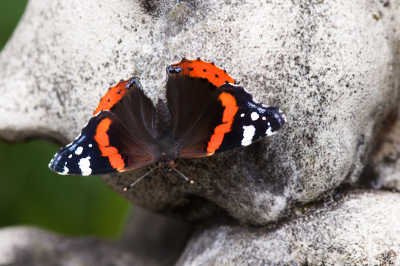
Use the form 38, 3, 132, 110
0, 0, 27, 50
0, 0, 131, 238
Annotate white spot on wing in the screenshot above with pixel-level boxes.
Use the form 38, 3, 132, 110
68, 154, 72, 159
262, 117, 266, 121
79, 156, 92, 176
61, 166, 69, 175
241, 113, 245, 117
251, 112, 259, 121
75, 146, 83, 155
88, 144, 92, 148
266, 127, 276, 136
242, 125, 256, 146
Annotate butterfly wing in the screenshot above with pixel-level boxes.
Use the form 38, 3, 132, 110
166, 58, 235, 143
177, 83, 286, 158
49, 78, 157, 175
166, 59, 285, 158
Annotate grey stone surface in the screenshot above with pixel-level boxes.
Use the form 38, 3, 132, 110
123, 207, 193, 266
0, 207, 192, 266
0, 226, 157, 266
1, 0, 400, 226
176, 190, 400, 266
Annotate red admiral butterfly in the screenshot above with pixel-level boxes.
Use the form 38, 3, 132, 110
49, 58, 286, 190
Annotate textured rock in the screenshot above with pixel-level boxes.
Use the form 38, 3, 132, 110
176, 190, 400, 266
123, 207, 193, 266
1, 0, 400, 226
0, 226, 157, 266
0, 207, 192, 266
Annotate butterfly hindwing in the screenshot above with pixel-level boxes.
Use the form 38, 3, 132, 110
49, 77, 157, 175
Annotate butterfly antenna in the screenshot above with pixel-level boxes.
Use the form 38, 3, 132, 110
124, 166, 158, 191
171, 166, 195, 184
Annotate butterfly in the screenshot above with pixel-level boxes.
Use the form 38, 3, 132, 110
49, 58, 286, 190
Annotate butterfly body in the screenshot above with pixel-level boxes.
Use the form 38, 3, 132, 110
154, 99, 177, 172
49, 58, 286, 185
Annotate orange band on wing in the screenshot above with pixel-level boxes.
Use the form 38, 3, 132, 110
207, 93, 238, 153
94, 118, 125, 169
170, 58, 235, 88
93, 79, 130, 116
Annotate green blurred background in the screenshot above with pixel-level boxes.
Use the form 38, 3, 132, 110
0, 0, 131, 238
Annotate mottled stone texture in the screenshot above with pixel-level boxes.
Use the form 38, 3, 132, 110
0, 227, 157, 266
0, 207, 192, 266
177, 190, 400, 266
1, 0, 400, 264
1, 0, 399, 226
2, 191, 399, 266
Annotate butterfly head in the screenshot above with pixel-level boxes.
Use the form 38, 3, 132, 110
158, 154, 177, 173
160, 159, 193, 184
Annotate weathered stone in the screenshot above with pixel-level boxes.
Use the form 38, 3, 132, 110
0, 226, 157, 266
123, 207, 193, 266
176, 190, 400, 266
0, 207, 192, 266
1, 0, 400, 226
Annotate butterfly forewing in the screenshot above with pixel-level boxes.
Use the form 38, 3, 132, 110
177, 83, 286, 158
49, 78, 157, 175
